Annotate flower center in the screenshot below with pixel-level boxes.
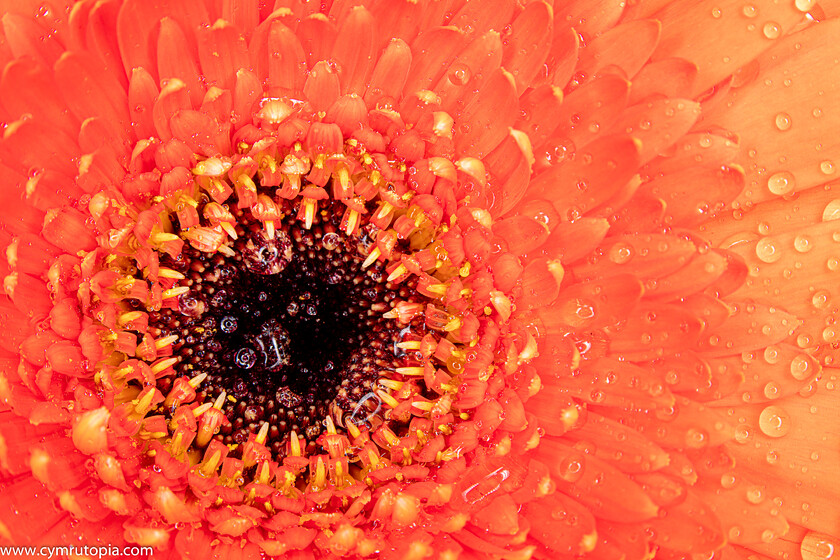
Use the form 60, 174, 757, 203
149, 197, 421, 455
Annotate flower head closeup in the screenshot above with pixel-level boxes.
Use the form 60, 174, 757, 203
0, 0, 838, 558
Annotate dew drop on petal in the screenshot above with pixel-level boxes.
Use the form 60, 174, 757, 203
821, 160, 836, 175
794, 0, 816, 11
758, 405, 791, 437
790, 354, 813, 380
767, 171, 795, 195
811, 289, 830, 310
742, 4, 758, 17
608, 242, 634, 264
755, 238, 781, 263
321, 232, 340, 251
801, 532, 839, 560
774, 112, 792, 131
763, 21, 781, 39
746, 485, 765, 504
794, 235, 812, 253
734, 424, 751, 444
822, 199, 840, 221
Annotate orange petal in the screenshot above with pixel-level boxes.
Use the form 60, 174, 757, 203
449, 0, 516, 38
573, 233, 696, 282
645, 489, 725, 553
484, 131, 533, 216
610, 98, 701, 164
364, 38, 412, 108
405, 27, 465, 94
565, 412, 670, 473
303, 60, 341, 113
629, 57, 697, 104
522, 494, 597, 556
526, 135, 641, 220
501, 1, 553, 91
433, 31, 502, 115
331, 6, 375, 95
296, 14, 337, 69
553, 0, 624, 41
515, 84, 564, 151
647, 250, 729, 301
607, 303, 704, 361
158, 17, 205, 107
540, 274, 643, 333
695, 301, 800, 357
549, 74, 630, 152
543, 217, 610, 264
651, 0, 802, 96
454, 69, 518, 158
538, 439, 659, 523
266, 21, 307, 96
197, 19, 250, 91
578, 19, 661, 82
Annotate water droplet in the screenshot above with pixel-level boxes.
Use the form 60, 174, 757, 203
321, 232, 340, 250
823, 199, 840, 221
774, 112, 792, 131
243, 231, 293, 275
755, 238, 782, 263
759, 405, 791, 437
812, 107, 823, 118
742, 4, 758, 17
608, 242, 634, 264
235, 347, 257, 369
795, 0, 816, 11
711, 7, 722, 18
178, 293, 206, 318
763, 381, 780, 399
801, 531, 838, 560
794, 235, 813, 253
822, 326, 839, 343
764, 345, 781, 364
767, 171, 795, 195
746, 485, 765, 504
766, 450, 779, 464
812, 289, 831, 310
762, 529, 777, 543
220, 316, 238, 333
790, 354, 812, 380
821, 161, 836, 175
763, 22, 781, 39
828, 258, 840, 271
734, 424, 751, 444
448, 63, 471, 86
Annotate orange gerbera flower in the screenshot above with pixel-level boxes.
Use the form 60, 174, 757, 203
0, 0, 838, 558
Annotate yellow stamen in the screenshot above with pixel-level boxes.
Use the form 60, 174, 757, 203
289, 431, 301, 456
345, 210, 360, 236
200, 450, 222, 476
325, 416, 337, 435
154, 334, 179, 349
346, 420, 361, 439
304, 200, 316, 229
313, 457, 326, 487
396, 341, 421, 351
151, 232, 179, 244
193, 403, 212, 417
376, 202, 393, 220
378, 379, 404, 391
119, 311, 144, 325
151, 357, 178, 375
257, 461, 271, 484
367, 450, 381, 467
213, 392, 226, 409
158, 268, 185, 279
170, 432, 183, 454
220, 222, 238, 240
162, 286, 190, 299
387, 264, 407, 282
134, 390, 156, 414
444, 316, 462, 332
395, 366, 425, 376
265, 220, 275, 240
255, 422, 269, 445
218, 245, 235, 257
376, 390, 400, 408
362, 247, 381, 269
412, 400, 434, 411
425, 283, 447, 296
